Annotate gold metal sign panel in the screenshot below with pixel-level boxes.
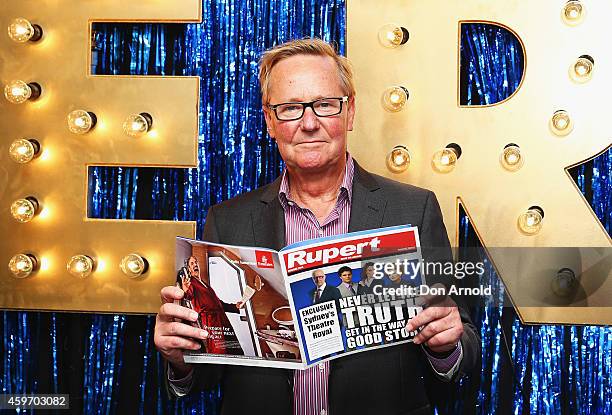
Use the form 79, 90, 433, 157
348, 0, 611, 324
0, 1, 201, 313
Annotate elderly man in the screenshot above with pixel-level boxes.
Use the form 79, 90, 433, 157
311, 269, 342, 305
154, 38, 479, 415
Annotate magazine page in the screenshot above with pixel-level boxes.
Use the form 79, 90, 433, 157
279, 225, 425, 368
175, 237, 305, 369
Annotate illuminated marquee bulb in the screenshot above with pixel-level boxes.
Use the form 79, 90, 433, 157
500, 143, 523, 171
9, 138, 40, 164
8, 254, 38, 278
518, 206, 544, 235
120, 253, 149, 278
551, 268, 577, 297
386, 145, 411, 173
4, 80, 41, 104
8, 18, 43, 43
382, 86, 409, 112
570, 55, 594, 83
432, 143, 462, 173
378, 24, 409, 48
67, 110, 97, 134
123, 113, 153, 137
562, 1, 584, 25
550, 110, 573, 136
67, 255, 94, 278
10, 197, 40, 223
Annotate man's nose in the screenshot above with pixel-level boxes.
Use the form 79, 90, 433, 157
300, 107, 320, 130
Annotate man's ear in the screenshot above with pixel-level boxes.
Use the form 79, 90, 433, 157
263, 106, 275, 138
346, 96, 356, 132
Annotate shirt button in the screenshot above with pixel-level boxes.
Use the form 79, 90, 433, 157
288, 201, 295, 206
318, 229, 324, 236
320, 410, 326, 415
318, 362, 325, 370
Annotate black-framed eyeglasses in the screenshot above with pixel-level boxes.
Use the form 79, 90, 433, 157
267, 96, 349, 121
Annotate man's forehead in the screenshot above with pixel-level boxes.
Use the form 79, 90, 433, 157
268, 54, 343, 100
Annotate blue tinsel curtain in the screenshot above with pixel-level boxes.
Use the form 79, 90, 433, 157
2, 3, 611, 415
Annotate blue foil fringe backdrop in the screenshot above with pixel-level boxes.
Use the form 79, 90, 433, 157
1, 4, 611, 415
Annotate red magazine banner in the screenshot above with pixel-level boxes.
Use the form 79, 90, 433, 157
283, 229, 417, 274
255, 250, 275, 269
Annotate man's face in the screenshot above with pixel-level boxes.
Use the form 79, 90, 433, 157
340, 270, 353, 284
389, 273, 401, 283
313, 270, 326, 287
188, 256, 199, 278
365, 266, 374, 278
263, 54, 355, 174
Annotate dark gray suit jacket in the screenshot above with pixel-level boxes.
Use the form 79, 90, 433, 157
177, 161, 480, 415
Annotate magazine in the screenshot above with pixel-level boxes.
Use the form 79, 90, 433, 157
175, 224, 425, 369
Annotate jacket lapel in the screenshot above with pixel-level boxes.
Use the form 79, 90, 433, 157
251, 176, 286, 251
348, 161, 387, 232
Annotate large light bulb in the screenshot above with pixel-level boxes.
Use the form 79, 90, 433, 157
4, 80, 41, 104
562, 1, 584, 25
550, 110, 573, 136
382, 86, 409, 112
386, 145, 411, 173
569, 55, 594, 83
120, 253, 149, 278
518, 206, 544, 235
432, 143, 462, 173
551, 268, 577, 297
8, 254, 38, 278
500, 143, 523, 171
8, 18, 43, 43
11, 197, 40, 223
67, 110, 97, 134
67, 255, 94, 278
378, 24, 409, 48
123, 113, 153, 137
9, 138, 40, 164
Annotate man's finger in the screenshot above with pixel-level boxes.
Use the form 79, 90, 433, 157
422, 327, 463, 350
161, 286, 184, 303
159, 336, 203, 351
163, 321, 208, 340
412, 313, 457, 345
159, 302, 199, 322
406, 306, 450, 332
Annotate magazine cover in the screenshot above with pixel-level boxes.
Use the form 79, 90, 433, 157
281, 225, 424, 366
176, 224, 425, 369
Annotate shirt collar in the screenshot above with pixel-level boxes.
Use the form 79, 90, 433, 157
278, 153, 355, 209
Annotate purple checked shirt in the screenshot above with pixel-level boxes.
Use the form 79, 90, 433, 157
279, 154, 462, 415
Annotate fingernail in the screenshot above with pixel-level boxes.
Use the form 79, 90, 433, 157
413, 338, 421, 344
190, 312, 198, 320
406, 323, 413, 331
200, 330, 208, 339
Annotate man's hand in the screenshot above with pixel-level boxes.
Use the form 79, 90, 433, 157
154, 286, 209, 377
405, 284, 464, 354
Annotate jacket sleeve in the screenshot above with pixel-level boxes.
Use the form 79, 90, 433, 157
418, 191, 480, 381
